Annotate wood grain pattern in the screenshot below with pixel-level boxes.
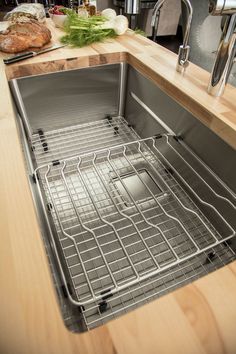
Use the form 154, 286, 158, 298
107, 264, 236, 354
0, 20, 236, 354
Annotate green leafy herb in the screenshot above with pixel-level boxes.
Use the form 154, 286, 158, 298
60, 11, 117, 47
134, 28, 147, 37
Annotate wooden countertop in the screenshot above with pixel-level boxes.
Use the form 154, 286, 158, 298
0, 20, 236, 354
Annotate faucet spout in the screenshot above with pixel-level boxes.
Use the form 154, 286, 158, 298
208, 13, 236, 96
151, 0, 193, 73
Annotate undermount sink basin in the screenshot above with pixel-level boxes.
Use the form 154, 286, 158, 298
10, 62, 236, 332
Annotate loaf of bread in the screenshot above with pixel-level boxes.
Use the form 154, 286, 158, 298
0, 20, 51, 53
4, 3, 46, 23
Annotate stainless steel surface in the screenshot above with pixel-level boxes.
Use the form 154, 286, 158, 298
35, 130, 235, 307
113, 169, 164, 203
151, 0, 193, 72
125, 65, 236, 192
11, 62, 236, 332
209, 0, 236, 15
10, 64, 121, 136
130, 91, 175, 134
31, 117, 136, 164
208, 10, 236, 96
124, 0, 141, 14
118, 62, 127, 117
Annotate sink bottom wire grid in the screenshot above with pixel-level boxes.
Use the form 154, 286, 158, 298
32, 117, 236, 330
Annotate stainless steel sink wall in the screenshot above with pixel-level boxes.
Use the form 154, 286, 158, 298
124, 65, 236, 193
10, 64, 122, 136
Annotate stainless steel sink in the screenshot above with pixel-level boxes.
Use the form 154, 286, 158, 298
10, 62, 236, 332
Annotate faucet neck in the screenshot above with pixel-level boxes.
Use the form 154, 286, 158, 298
182, 0, 193, 48
222, 13, 236, 41
208, 13, 236, 96
151, 0, 165, 38
151, 0, 193, 73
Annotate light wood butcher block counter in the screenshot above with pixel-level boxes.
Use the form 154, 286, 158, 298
0, 20, 236, 354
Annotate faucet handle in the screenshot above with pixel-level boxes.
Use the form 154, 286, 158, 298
177, 45, 190, 72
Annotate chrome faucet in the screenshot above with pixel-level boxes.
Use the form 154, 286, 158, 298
151, 0, 193, 73
208, 0, 236, 96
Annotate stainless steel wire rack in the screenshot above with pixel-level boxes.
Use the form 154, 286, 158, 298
31, 117, 136, 165
82, 241, 235, 329
34, 118, 235, 309
31, 117, 236, 330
